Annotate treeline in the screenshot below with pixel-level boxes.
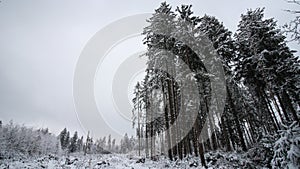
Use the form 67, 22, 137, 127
0, 120, 137, 159
132, 2, 299, 168
58, 128, 137, 154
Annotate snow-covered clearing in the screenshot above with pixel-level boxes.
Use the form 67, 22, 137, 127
0, 153, 186, 169
0, 151, 265, 169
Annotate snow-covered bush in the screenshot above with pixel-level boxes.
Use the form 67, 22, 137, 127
246, 134, 276, 168
272, 122, 300, 169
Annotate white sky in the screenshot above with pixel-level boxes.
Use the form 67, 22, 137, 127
0, 0, 299, 141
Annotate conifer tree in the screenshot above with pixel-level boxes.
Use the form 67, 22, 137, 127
59, 128, 68, 150
69, 131, 78, 153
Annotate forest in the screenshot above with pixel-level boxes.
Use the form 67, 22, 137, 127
131, 2, 300, 168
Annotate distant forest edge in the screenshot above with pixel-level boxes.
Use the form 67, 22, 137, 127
0, 120, 136, 159
131, 2, 299, 168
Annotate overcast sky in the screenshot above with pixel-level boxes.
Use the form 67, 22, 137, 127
0, 0, 299, 141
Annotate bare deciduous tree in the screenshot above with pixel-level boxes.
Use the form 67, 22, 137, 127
283, 0, 300, 43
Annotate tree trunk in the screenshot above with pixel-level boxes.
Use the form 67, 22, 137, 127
277, 94, 291, 122
221, 116, 231, 151
198, 142, 206, 167
282, 91, 299, 124
162, 79, 172, 160
227, 87, 247, 151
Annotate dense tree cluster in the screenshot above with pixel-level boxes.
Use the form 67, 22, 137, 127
0, 121, 61, 159
59, 128, 83, 153
59, 129, 121, 155
0, 120, 127, 159
132, 2, 299, 168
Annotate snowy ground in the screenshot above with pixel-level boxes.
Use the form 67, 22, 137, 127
0, 151, 265, 169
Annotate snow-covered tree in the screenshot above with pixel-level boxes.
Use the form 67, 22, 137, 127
59, 128, 68, 150
272, 122, 300, 168
68, 131, 78, 153
0, 121, 61, 159
108, 134, 111, 151
77, 136, 84, 152
112, 138, 116, 152
283, 0, 300, 43
234, 8, 299, 131
120, 133, 131, 153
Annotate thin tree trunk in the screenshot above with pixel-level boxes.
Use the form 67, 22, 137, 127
198, 142, 206, 168
227, 87, 247, 151
282, 91, 299, 124
265, 95, 280, 131
137, 92, 141, 156
162, 79, 172, 160
221, 116, 231, 151
277, 94, 291, 122
271, 95, 285, 123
